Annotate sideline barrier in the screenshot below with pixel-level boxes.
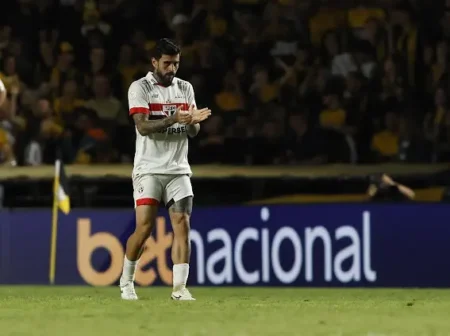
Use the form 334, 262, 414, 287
1, 164, 449, 208
0, 163, 447, 179
0, 204, 449, 287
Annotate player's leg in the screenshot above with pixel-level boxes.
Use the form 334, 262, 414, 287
119, 174, 162, 300
164, 175, 195, 300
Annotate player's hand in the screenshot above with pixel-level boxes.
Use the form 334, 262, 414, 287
381, 174, 396, 186
188, 105, 211, 124
173, 106, 192, 125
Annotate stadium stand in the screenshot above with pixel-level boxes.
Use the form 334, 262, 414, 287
0, 0, 449, 166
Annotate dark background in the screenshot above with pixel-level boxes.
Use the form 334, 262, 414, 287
1, 0, 450, 207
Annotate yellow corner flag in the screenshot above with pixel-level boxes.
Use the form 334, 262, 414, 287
49, 159, 71, 284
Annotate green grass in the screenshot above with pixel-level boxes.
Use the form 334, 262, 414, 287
0, 287, 450, 336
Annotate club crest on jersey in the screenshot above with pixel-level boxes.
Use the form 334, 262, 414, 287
163, 104, 177, 116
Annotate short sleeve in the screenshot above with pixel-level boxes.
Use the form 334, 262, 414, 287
186, 82, 197, 109
128, 81, 149, 115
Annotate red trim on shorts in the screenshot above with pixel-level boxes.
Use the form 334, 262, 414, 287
129, 107, 150, 115
136, 198, 159, 206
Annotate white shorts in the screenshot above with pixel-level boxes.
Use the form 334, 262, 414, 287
132, 173, 193, 208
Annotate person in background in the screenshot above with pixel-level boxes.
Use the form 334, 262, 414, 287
53, 79, 85, 128
83, 73, 126, 134
0, 92, 15, 166
73, 108, 112, 164
319, 78, 355, 134
285, 113, 327, 164
367, 174, 415, 202
26, 98, 65, 164
0, 78, 6, 107
49, 42, 78, 97
214, 70, 245, 114
195, 115, 225, 163
0, 80, 17, 166
371, 110, 400, 162
117, 43, 139, 99
0, 55, 23, 94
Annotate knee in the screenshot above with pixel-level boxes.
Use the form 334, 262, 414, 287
171, 214, 190, 239
135, 217, 155, 238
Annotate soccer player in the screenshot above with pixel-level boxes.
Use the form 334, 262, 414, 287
119, 38, 211, 301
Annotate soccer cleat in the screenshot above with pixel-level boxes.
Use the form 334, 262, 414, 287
120, 280, 138, 300
171, 288, 196, 301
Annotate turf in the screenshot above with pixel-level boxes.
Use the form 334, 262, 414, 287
0, 287, 449, 336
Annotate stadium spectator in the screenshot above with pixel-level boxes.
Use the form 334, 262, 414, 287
0, 0, 449, 166
367, 173, 415, 202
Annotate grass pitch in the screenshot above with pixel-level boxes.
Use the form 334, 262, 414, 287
0, 287, 449, 336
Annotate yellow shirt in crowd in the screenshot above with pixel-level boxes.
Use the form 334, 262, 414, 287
0, 128, 8, 146
215, 91, 244, 112
320, 108, 346, 128
347, 7, 385, 28
0, 73, 20, 92
54, 98, 85, 125
309, 8, 346, 46
371, 130, 399, 157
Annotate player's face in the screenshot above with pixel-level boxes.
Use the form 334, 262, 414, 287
152, 54, 180, 86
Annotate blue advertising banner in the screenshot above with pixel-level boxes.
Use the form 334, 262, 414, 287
1, 205, 450, 287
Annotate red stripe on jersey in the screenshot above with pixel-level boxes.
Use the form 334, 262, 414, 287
149, 103, 190, 113
129, 107, 150, 115
136, 198, 160, 206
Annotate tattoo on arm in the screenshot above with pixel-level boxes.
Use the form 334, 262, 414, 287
187, 124, 200, 137
133, 113, 176, 136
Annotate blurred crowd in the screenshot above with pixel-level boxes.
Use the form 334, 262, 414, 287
1, 0, 450, 166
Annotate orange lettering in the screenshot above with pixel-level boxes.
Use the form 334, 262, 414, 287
136, 216, 173, 286
77, 218, 123, 286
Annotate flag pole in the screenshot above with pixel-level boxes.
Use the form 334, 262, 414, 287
49, 160, 60, 285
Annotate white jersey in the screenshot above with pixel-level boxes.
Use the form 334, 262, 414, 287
128, 72, 196, 175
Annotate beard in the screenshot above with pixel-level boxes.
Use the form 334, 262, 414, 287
154, 69, 175, 86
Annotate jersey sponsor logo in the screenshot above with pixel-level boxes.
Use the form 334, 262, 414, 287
158, 126, 187, 135
77, 217, 173, 286
75, 209, 376, 287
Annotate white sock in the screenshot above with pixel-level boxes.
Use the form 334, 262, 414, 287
173, 263, 189, 291
120, 256, 139, 284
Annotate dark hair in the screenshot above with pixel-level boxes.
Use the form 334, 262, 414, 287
153, 38, 181, 60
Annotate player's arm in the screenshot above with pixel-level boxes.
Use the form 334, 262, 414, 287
186, 83, 200, 137
133, 106, 191, 136
187, 123, 200, 137
185, 82, 210, 137
128, 81, 187, 136
132, 113, 177, 136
